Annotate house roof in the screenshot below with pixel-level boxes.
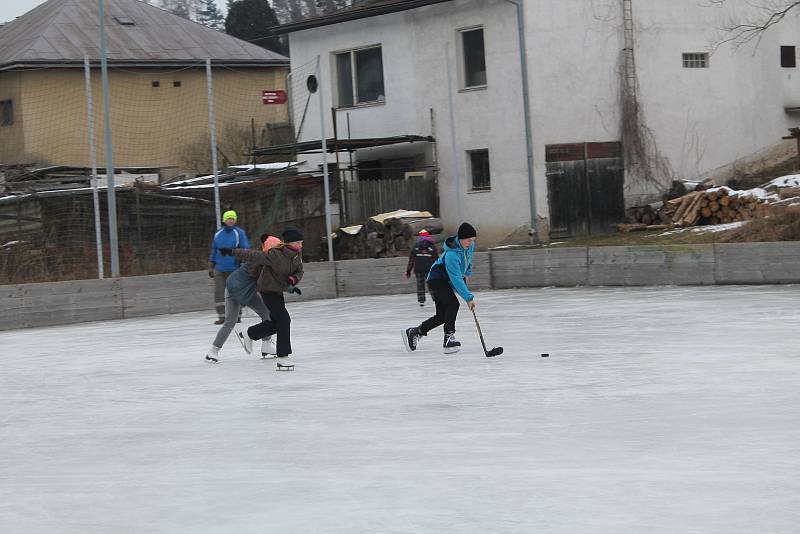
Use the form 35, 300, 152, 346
0, 0, 289, 71
274, 0, 452, 34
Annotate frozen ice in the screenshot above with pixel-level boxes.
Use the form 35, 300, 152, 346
1, 286, 800, 533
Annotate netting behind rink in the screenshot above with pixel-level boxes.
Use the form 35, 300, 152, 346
0, 57, 321, 284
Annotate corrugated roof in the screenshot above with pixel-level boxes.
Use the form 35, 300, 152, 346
0, 0, 289, 70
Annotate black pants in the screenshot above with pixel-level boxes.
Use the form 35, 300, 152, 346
247, 292, 292, 356
415, 273, 427, 304
419, 279, 459, 336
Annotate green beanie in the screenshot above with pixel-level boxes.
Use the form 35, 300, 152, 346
223, 210, 237, 222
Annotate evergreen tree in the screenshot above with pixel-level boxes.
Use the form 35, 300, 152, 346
226, 0, 287, 55
197, 0, 225, 29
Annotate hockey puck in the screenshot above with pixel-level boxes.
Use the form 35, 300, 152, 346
540, 353, 549, 358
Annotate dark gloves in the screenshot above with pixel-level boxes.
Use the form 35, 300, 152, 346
207, 262, 215, 278
288, 285, 302, 295
219, 248, 233, 256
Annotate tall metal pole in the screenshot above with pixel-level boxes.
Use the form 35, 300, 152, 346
504, 0, 537, 240
316, 57, 334, 262
206, 58, 222, 228
98, 0, 120, 277
84, 56, 104, 279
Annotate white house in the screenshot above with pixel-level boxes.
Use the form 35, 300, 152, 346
278, 0, 800, 244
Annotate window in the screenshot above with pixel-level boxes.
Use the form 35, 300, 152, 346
334, 46, 385, 108
173, 81, 182, 87
151, 81, 160, 88
468, 149, 491, 191
0, 100, 12, 126
781, 46, 797, 68
682, 53, 709, 68
461, 28, 487, 88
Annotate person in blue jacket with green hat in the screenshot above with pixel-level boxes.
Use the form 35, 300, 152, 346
208, 210, 250, 324
402, 222, 477, 354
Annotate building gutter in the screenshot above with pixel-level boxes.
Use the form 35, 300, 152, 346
503, 0, 538, 239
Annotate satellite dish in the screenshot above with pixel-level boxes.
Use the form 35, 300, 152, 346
306, 75, 318, 94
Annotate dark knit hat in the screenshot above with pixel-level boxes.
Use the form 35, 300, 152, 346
282, 227, 304, 243
457, 222, 477, 240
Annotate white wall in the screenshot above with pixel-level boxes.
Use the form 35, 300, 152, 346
287, 0, 800, 244
633, 2, 800, 198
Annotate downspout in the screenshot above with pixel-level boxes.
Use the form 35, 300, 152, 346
504, 0, 537, 240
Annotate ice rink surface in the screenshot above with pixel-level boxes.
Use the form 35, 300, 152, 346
2, 285, 800, 533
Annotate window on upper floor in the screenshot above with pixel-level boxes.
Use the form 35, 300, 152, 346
460, 27, 487, 88
468, 149, 491, 191
781, 46, 797, 68
334, 45, 385, 108
682, 52, 709, 69
0, 100, 13, 126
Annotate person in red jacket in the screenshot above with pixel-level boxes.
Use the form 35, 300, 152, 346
404, 229, 438, 306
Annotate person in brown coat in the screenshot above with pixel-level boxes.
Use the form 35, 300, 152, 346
219, 227, 304, 361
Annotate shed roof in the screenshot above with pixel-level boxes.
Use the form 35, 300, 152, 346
0, 0, 289, 71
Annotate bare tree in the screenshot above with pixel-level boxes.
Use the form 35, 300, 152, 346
710, 0, 800, 47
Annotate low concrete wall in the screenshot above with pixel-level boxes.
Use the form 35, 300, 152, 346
3, 242, 800, 331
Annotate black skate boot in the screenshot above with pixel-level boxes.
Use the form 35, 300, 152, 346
443, 332, 461, 354
402, 327, 421, 352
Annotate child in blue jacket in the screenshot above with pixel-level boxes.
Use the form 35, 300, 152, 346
402, 222, 477, 354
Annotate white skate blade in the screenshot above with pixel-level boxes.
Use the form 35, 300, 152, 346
401, 329, 415, 353
276, 362, 294, 371
443, 346, 461, 354
261, 353, 278, 360
235, 330, 252, 354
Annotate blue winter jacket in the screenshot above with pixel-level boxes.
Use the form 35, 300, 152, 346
426, 235, 475, 302
209, 226, 250, 272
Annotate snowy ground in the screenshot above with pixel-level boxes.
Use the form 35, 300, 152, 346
2, 286, 800, 533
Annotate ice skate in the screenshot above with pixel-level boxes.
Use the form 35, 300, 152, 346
205, 345, 220, 363
235, 328, 253, 354
402, 327, 421, 352
443, 332, 461, 354
261, 336, 277, 359
276, 355, 294, 371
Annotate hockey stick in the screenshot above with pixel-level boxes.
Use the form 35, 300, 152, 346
471, 309, 503, 357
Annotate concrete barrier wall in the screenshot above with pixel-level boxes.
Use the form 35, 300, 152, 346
4, 242, 800, 330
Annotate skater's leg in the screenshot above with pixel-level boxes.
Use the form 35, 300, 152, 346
213, 293, 243, 348
260, 292, 291, 356
246, 293, 272, 323
415, 273, 426, 304
418, 279, 450, 334
442, 288, 460, 334
213, 271, 227, 320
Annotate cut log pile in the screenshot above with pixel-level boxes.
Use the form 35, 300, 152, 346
618, 187, 774, 233
331, 210, 444, 260
659, 188, 763, 226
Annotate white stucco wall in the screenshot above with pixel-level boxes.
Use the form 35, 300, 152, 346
633, 2, 800, 194
287, 0, 800, 244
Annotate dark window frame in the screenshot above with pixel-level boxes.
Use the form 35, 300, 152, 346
781, 46, 797, 68
460, 27, 487, 89
468, 149, 491, 192
0, 99, 13, 127
333, 45, 385, 109
682, 52, 709, 68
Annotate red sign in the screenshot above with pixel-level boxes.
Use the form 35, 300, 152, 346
262, 90, 287, 105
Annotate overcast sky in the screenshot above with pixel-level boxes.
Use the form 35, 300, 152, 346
0, 0, 228, 24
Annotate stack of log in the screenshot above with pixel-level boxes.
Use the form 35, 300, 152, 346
332, 210, 444, 260
660, 188, 762, 226
617, 187, 769, 233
